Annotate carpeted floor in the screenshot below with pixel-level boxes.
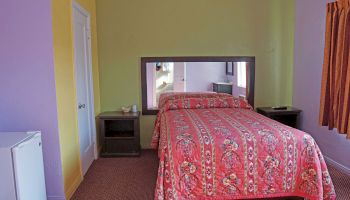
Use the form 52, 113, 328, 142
71, 150, 350, 200
327, 164, 350, 200
71, 150, 158, 200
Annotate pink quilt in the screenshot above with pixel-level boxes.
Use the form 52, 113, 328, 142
151, 93, 336, 200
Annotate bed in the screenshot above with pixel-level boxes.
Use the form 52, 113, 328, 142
151, 92, 336, 200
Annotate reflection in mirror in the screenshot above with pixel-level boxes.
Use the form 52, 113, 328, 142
146, 62, 248, 109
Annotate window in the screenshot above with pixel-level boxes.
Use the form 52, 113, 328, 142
237, 62, 246, 88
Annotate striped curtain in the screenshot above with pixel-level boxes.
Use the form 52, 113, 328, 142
319, 0, 350, 138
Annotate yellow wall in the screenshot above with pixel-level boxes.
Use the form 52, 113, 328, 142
52, 0, 100, 198
96, 0, 295, 148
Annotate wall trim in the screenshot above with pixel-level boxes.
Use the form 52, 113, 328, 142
65, 174, 83, 200
47, 196, 66, 200
324, 155, 350, 176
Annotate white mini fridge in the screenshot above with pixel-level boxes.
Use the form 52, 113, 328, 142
0, 131, 47, 200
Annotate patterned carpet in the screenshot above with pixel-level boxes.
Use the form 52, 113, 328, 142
71, 150, 350, 200
71, 150, 158, 200
327, 164, 350, 200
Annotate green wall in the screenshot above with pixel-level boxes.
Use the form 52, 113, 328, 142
96, 0, 295, 148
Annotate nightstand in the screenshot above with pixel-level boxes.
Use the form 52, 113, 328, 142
97, 111, 140, 157
256, 107, 302, 129
213, 82, 233, 94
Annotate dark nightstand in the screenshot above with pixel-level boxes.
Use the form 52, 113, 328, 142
256, 106, 302, 129
213, 82, 233, 95
97, 111, 140, 157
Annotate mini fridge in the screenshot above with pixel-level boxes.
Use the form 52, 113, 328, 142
0, 131, 47, 200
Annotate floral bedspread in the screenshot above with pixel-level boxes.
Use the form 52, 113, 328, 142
151, 93, 336, 200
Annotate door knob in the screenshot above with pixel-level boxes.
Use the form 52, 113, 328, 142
78, 103, 86, 109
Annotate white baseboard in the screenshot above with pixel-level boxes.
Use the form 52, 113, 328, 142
324, 155, 350, 176
47, 196, 66, 200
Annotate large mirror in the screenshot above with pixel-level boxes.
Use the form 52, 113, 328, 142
141, 57, 255, 115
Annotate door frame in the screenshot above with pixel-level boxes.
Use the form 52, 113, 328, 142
72, 1, 98, 164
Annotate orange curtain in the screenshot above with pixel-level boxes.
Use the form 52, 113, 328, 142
320, 0, 350, 138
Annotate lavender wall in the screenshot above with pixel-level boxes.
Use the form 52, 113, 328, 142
294, 0, 350, 170
186, 62, 226, 92
0, 0, 65, 198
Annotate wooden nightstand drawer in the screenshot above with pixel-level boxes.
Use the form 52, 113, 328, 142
256, 106, 302, 129
104, 139, 140, 157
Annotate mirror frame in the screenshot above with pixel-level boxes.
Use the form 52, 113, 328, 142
141, 56, 255, 115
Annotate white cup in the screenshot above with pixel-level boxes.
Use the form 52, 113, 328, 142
132, 105, 137, 113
